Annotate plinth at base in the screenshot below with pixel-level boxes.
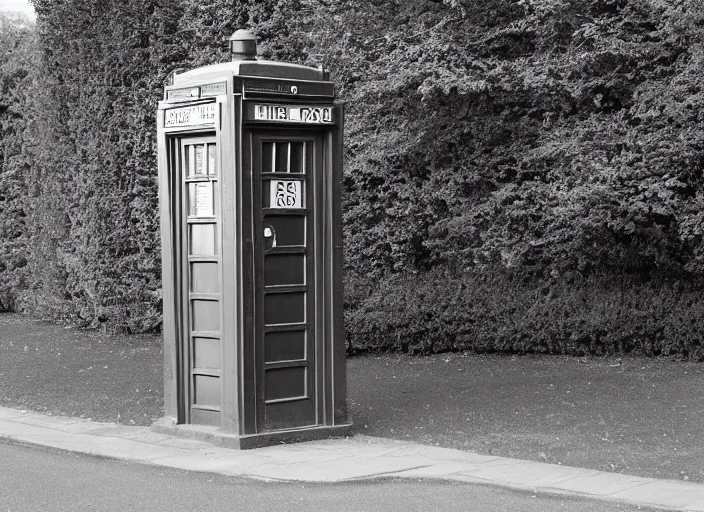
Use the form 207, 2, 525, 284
152, 417, 353, 450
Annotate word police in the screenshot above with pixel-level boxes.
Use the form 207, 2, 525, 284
255, 104, 333, 124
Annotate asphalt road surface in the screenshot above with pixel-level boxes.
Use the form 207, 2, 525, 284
0, 440, 658, 512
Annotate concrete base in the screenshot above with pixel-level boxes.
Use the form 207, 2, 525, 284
151, 417, 353, 450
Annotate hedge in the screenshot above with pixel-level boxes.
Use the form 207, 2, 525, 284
345, 268, 704, 360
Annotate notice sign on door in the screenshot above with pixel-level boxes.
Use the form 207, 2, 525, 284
254, 104, 333, 124
195, 183, 213, 217
165, 103, 216, 127
270, 180, 303, 208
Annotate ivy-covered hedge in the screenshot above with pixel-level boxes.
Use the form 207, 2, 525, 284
4, 0, 289, 330
0, 13, 34, 311
1, 1, 703, 357
346, 268, 704, 360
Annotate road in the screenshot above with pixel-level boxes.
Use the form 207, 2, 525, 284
0, 440, 657, 512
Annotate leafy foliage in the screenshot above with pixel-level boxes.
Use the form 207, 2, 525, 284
13, 0, 288, 331
283, 0, 704, 278
0, 13, 35, 310
0, 0, 702, 355
345, 269, 704, 360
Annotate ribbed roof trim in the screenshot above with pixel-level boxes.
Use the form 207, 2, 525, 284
174, 60, 325, 85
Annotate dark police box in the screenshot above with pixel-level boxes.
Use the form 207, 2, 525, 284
154, 29, 350, 449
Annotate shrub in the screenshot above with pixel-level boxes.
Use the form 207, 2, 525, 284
344, 267, 704, 361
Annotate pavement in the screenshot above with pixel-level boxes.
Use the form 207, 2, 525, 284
0, 406, 703, 511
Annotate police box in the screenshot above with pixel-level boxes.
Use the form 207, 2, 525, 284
155, 30, 350, 448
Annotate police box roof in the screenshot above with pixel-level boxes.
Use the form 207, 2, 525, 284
170, 29, 327, 86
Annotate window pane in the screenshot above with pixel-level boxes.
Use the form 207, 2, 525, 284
194, 145, 205, 174
207, 145, 216, 175
275, 142, 289, 172
270, 180, 303, 208
262, 142, 273, 173
290, 142, 304, 173
188, 182, 196, 216
185, 146, 192, 176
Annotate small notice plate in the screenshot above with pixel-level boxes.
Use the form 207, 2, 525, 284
253, 104, 333, 124
242, 79, 335, 98
165, 104, 216, 127
201, 82, 226, 97
166, 87, 199, 100
195, 183, 213, 217
270, 180, 303, 208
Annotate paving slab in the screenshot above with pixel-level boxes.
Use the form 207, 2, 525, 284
611, 479, 704, 510
0, 407, 31, 421
386, 462, 482, 478
0, 405, 703, 511
11, 412, 113, 434
458, 458, 607, 488
551, 471, 653, 496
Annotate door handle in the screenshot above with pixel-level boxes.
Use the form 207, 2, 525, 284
263, 225, 276, 249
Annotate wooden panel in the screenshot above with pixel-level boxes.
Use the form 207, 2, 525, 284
331, 113, 348, 425
265, 254, 304, 286
243, 130, 257, 434
264, 292, 305, 325
189, 223, 217, 255
191, 262, 219, 293
194, 337, 221, 369
219, 96, 240, 433
263, 215, 305, 246
158, 118, 178, 420
265, 367, 306, 401
194, 375, 221, 407
265, 330, 306, 362
191, 408, 220, 427
265, 400, 315, 430
192, 299, 220, 331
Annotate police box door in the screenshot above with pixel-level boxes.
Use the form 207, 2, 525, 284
250, 131, 323, 432
177, 134, 222, 428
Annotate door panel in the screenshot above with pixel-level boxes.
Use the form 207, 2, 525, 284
262, 215, 305, 246
264, 292, 306, 325
190, 262, 219, 293
251, 132, 321, 432
264, 330, 306, 362
179, 136, 222, 427
264, 254, 305, 286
